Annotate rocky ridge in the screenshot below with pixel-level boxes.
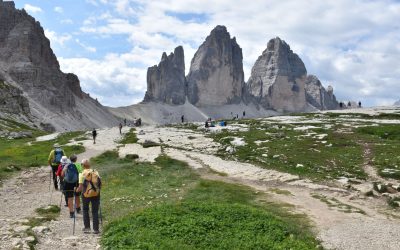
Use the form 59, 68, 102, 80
0, 1, 117, 131
139, 25, 338, 117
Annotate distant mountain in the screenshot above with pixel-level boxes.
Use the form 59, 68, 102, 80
0, 1, 117, 131
394, 100, 400, 106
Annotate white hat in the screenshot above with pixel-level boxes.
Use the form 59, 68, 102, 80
53, 143, 60, 148
61, 156, 69, 164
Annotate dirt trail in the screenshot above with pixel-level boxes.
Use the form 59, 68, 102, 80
0, 127, 126, 250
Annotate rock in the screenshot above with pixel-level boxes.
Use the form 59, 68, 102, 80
187, 25, 245, 106
305, 75, 339, 110
32, 226, 49, 234
0, 1, 118, 130
245, 37, 307, 112
13, 225, 30, 233
386, 186, 398, 194
23, 236, 35, 243
225, 146, 236, 153
143, 46, 186, 105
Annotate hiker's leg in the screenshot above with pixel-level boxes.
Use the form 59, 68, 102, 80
82, 197, 90, 229
92, 197, 100, 231
68, 197, 74, 212
51, 166, 58, 189
75, 190, 81, 210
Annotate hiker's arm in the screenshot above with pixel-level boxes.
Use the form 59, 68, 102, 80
47, 151, 54, 166
76, 183, 83, 192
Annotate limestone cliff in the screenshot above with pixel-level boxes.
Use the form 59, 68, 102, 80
305, 75, 339, 110
245, 37, 307, 112
0, 1, 117, 131
186, 25, 244, 106
143, 46, 186, 105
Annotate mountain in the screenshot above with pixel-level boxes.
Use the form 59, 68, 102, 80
394, 100, 400, 106
0, 1, 117, 131
305, 75, 339, 110
245, 37, 307, 112
143, 46, 186, 105
187, 25, 244, 106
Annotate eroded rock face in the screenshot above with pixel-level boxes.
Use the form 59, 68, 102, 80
0, 79, 30, 114
245, 37, 307, 112
0, 1, 117, 130
187, 25, 244, 106
143, 46, 186, 105
305, 75, 339, 110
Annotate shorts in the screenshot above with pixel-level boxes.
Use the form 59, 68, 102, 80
64, 182, 80, 198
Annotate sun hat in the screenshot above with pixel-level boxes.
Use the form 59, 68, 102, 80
53, 143, 60, 148
61, 156, 69, 164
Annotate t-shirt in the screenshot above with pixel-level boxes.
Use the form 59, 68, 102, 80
75, 163, 83, 173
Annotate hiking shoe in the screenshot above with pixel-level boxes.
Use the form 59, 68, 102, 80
76, 207, 81, 214
69, 212, 75, 218
82, 228, 91, 234
64, 204, 68, 207
93, 230, 100, 234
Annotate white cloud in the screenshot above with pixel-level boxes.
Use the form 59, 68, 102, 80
54, 6, 63, 13
44, 29, 72, 46
75, 39, 97, 53
70, 0, 400, 107
24, 4, 42, 14
61, 19, 74, 24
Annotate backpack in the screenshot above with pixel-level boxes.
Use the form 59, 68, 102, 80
53, 149, 63, 164
83, 169, 101, 198
64, 163, 78, 184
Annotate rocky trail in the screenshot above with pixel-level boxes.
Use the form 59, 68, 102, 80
1, 125, 400, 250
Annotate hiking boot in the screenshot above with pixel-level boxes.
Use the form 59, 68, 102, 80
64, 204, 68, 207
93, 230, 100, 234
82, 228, 91, 234
69, 212, 75, 218
76, 207, 81, 214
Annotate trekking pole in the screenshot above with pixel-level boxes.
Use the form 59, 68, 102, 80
99, 199, 103, 228
49, 167, 52, 193
59, 189, 63, 208
49, 170, 54, 205
73, 188, 76, 235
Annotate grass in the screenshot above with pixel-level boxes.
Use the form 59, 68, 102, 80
91, 151, 321, 249
0, 130, 85, 181
210, 122, 366, 181
269, 188, 293, 196
311, 193, 366, 214
119, 128, 138, 144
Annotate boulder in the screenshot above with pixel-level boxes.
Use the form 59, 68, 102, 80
245, 37, 307, 112
187, 25, 245, 106
143, 46, 186, 105
305, 75, 339, 110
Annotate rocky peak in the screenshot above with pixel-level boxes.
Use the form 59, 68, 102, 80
143, 46, 186, 105
187, 25, 244, 106
245, 37, 307, 112
305, 75, 338, 110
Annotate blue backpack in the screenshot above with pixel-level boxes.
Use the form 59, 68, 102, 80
64, 163, 78, 183
53, 149, 63, 164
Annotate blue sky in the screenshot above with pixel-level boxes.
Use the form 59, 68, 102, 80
15, 0, 400, 107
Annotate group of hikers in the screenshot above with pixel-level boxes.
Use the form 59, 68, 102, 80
48, 143, 102, 234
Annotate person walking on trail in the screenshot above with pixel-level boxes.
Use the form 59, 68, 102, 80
56, 156, 70, 207
124, 118, 127, 126
76, 159, 102, 234
62, 155, 81, 218
181, 115, 184, 123
92, 128, 97, 144
119, 123, 123, 134
243, 111, 246, 117
48, 143, 65, 190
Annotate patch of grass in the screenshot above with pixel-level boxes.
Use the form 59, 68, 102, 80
0, 131, 85, 182
120, 128, 138, 144
311, 193, 365, 214
96, 153, 320, 249
269, 188, 293, 196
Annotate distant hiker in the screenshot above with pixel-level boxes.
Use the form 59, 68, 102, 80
243, 111, 246, 117
205, 121, 209, 128
339, 102, 343, 109
236, 114, 239, 119
358, 101, 362, 108
62, 155, 81, 218
119, 123, 123, 134
348, 101, 351, 107
76, 159, 102, 234
92, 128, 97, 144
56, 156, 71, 207
124, 118, 127, 126
48, 143, 65, 190
181, 115, 184, 123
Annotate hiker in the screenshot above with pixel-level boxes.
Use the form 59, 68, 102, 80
348, 101, 351, 107
205, 121, 209, 128
76, 159, 102, 234
243, 111, 246, 117
119, 123, 123, 134
181, 115, 184, 123
56, 156, 70, 207
92, 128, 97, 144
48, 143, 65, 190
339, 102, 343, 109
62, 155, 81, 218
124, 118, 127, 126
358, 101, 362, 108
